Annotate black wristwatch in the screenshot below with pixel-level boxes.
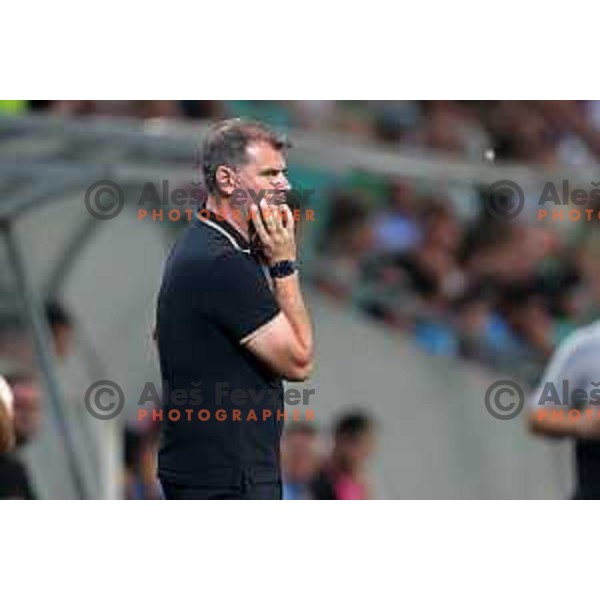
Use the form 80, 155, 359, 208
269, 260, 297, 279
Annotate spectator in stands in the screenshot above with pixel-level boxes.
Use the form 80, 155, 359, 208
124, 426, 162, 500
373, 199, 463, 301
453, 286, 514, 368
502, 287, 555, 360
314, 191, 374, 301
47, 100, 99, 116
312, 412, 377, 500
372, 180, 422, 253
180, 101, 223, 120
292, 100, 337, 132
45, 300, 74, 359
413, 103, 467, 157
377, 199, 465, 355
281, 423, 321, 500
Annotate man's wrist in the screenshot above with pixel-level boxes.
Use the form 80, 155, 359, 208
269, 259, 297, 279
268, 253, 296, 267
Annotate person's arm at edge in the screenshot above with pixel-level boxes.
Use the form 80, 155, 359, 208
527, 338, 600, 440
527, 407, 586, 439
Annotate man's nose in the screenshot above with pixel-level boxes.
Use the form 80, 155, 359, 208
273, 177, 291, 192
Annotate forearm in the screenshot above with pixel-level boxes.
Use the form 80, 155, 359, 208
249, 200, 314, 379
528, 408, 589, 439
273, 272, 313, 363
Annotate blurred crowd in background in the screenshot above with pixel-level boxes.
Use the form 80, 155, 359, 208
313, 173, 600, 386
305, 101, 600, 386
4, 100, 600, 167
1, 100, 600, 498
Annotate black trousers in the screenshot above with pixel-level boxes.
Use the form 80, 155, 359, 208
572, 488, 600, 500
160, 478, 282, 500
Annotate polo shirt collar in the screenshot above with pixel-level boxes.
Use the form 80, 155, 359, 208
195, 208, 251, 253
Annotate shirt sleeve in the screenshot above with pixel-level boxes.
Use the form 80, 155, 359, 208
529, 333, 600, 410
205, 251, 280, 343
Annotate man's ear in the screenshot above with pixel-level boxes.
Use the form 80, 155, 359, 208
215, 165, 236, 196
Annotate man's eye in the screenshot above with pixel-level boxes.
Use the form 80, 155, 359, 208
263, 169, 287, 178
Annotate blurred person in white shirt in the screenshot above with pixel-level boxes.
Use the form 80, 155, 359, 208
527, 238, 600, 498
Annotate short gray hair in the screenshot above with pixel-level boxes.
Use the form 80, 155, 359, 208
201, 118, 289, 195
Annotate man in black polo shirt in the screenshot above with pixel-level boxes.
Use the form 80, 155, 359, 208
156, 119, 314, 500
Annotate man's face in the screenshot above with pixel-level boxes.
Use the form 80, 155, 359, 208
338, 429, 376, 470
232, 141, 291, 217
